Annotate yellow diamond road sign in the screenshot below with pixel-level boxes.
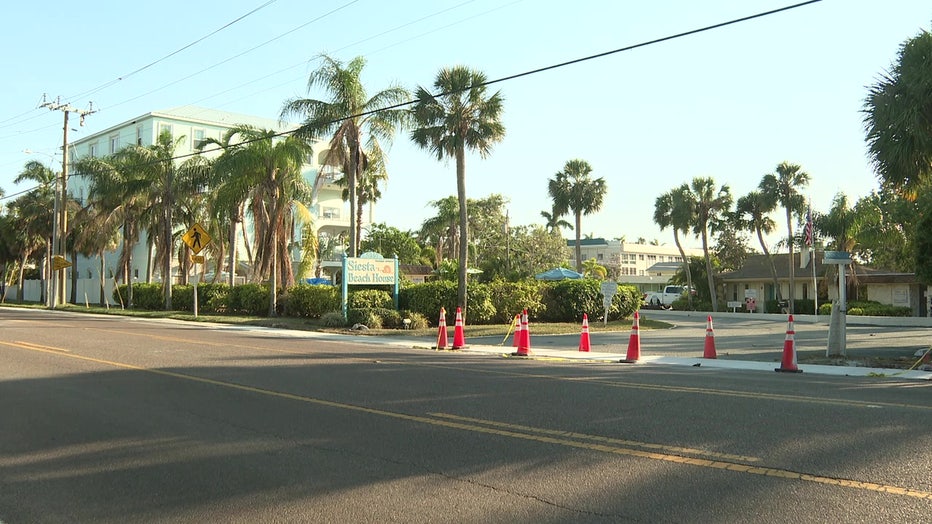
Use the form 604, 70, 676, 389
183, 223, 211, 255
52, 255, 72, 271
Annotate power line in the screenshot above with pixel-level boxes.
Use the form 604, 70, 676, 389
102, 0, 361, 113
0, 0, 278, 132
1, 0, 822, 203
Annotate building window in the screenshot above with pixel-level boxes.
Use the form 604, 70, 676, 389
193, 128, 206, 149
136, 125, 144, 146
597, 253, 603, 261
88, 143, 98, 158
639, 254, 645, 261
322, 207, 340, 219
109, 135, 120, 154
158, 123, 172, 138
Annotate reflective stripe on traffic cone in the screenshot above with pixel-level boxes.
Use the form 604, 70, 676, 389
452, 307, 466, 349
435, 307, 448, 350
775, 314, 803, 373
579, 313, 591, 352
620, 311, 641, 363
703, 315, 717, 359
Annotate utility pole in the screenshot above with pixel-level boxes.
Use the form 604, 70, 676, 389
39, 95, 95, 307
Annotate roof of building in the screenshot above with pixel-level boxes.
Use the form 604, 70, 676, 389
71, 105, 303, 146
566, 238, 609, 247
721, 253, 917, 284
399, 264, 433, 276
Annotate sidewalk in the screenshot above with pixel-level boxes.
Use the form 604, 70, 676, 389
334, 330, 932, 381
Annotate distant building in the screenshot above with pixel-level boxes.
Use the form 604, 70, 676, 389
67, 106, 350, 295
566, 238, 703, 292
721, 253, 925, 316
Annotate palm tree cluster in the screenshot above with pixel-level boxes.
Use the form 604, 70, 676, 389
3, 55, 508, 315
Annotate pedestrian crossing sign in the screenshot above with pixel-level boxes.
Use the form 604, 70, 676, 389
182, 223, 211, 255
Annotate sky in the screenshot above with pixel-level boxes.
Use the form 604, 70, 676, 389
1, 0, 930, 251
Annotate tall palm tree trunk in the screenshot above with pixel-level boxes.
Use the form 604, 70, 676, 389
456, 145, 468, 313
228, 217, 238, 287
786, 208, 795, 313
574, 212, 582, 273
673, 230, 694, 309
701, 228, 718, 312
756, 226, 782, 301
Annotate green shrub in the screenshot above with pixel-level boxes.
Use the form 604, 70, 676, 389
349, 289, 393, 309
487, 280, 545, 323
400, 281, 457, 326
286, 284, 340, 318
374, 307, 403, 328
114, 283, 163, 310
198, 283, 230, 313
229, 284, 270, 316
401, 311, 429, 330
347, 308, 383, 329
539, 280, 609, 322
321, 311, 347, 328
172, 285, 194, 311
818, 300, 910, 316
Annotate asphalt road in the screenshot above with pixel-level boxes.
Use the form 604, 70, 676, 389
1, 308, 930, 523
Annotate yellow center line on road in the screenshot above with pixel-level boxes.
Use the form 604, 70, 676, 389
409, 361, 932, 411
3, 339, 931, 501
12, 341, 71, 352
428, 412, 760, 462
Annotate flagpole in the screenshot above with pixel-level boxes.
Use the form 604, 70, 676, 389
807, 200, 817, 316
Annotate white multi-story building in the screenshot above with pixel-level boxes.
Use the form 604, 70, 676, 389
67, 106, 350, 295
568, 238, 704, 291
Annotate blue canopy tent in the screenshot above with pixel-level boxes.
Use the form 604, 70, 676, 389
535, 268, 584, 281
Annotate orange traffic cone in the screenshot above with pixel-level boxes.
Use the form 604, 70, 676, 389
775, 314, 802, 373
435, 307, 448, 350
452, 307, 466, 349
620, 311, 641, 363
514, 309, 531, 356
579, 313, 591, 352
511, 314, 521, 348
703, 315, 717, 359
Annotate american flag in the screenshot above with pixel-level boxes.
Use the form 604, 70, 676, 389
804, 206, 814, 247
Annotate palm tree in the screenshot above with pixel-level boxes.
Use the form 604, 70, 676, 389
689, 177, 732, 312
653, 184, 695, 309
760, 162, 810, 313
540, 207, 572, 234
281, 54, 409, 258
6, 190, 53, 302
581, 258, 607, 280
15, 161, 56, 302
547, 159, 606, 273
74, 152, 145, 307
71, 202, 121, 305
201, 125, 262, 287
411, 66, 505, 312
337, 145, 388, 250
118, 131, 210, 309
419, 196, 460, 265
735, 190, 781, 302
864, 29, 932, 196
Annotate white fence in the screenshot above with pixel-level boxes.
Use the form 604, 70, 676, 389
4, 278, 119, 306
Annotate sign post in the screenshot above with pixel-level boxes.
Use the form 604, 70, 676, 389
182, 224, 211, 319
823, 251, 851, 357
600, 281, 618, 325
